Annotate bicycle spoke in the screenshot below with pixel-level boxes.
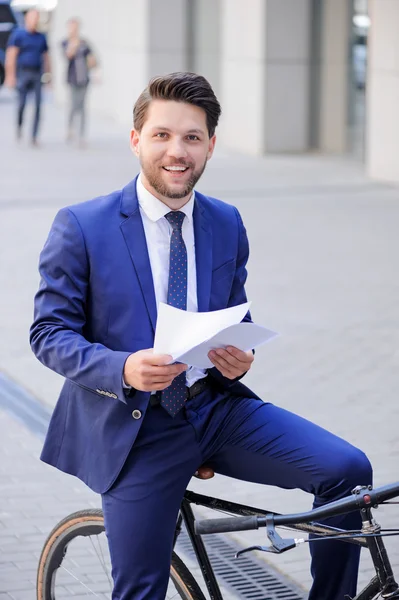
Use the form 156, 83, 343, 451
89, 534, 113, 589
60, 565, 103, 597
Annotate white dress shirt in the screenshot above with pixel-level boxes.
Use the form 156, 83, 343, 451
137, 175, 207, 388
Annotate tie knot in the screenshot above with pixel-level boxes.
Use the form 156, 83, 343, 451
165, 211, 185, 231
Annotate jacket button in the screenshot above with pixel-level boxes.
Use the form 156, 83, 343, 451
132, 409, 142, 420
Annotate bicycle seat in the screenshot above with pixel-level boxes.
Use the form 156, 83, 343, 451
194, 465, 215, 480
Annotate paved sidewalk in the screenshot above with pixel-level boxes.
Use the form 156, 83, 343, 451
1, 89, 399, 593
0, 408, 100, 599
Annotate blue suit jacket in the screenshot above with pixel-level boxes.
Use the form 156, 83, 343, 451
30, 177, 258, 493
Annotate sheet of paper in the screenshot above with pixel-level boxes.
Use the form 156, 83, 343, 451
153, 301, 251, 359
153, 302, 278, 368
176, 322, 279, 368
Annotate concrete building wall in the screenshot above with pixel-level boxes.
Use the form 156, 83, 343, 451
219, 0, 266, 154
264, 0, 312, 153
219, 0, 312, 155
318, 0, 352, 153
148, 0, 189, 75
366, 0, 399, 183
187, 0, 221, 99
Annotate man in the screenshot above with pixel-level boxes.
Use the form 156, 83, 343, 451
61, 17, 97, 147
30, 72, 372, 600
5, 8, 50, 146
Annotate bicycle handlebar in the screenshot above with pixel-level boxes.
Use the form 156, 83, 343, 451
195, 481, 399, 536
195, 515, 260, 535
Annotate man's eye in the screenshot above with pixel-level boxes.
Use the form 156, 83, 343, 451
155, 132, 168, 138
187, 135, 199, 141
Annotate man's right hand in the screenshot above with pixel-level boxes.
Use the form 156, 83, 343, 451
66, 37, 80, 59
4, 75, 16, 88
123, 350, 188, 392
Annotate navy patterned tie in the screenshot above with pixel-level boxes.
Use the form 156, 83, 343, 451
161, 211, 188, 416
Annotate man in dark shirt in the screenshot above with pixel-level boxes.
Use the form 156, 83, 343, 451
5, 9, 51, 146
61, 18, 96, 147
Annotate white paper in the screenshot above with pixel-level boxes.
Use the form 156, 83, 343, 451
176, 322, 278, 368
153, 302, 278, 368
153, 301, 251, 358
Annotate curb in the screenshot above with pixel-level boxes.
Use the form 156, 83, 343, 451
0, 371, 51, 438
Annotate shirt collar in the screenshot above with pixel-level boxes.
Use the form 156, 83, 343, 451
137, 174, 194, 223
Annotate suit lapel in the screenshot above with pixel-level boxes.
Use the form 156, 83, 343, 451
194, 194, 213, 312
120, 179, 157, 332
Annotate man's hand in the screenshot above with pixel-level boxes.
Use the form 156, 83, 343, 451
208, 346, 254, 380
65, 38, 80, 59
4, 74, 16, 88
5, 47, 18, 88
123, 349, 188, 392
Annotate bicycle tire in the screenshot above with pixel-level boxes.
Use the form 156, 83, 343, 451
37, 508, 206, 600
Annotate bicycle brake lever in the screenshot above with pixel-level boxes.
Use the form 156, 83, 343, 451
235, 515, 303, 558
235, 544, 291, 558
266, 514, 299, 553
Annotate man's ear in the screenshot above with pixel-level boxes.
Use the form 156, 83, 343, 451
207, 135, 216, 160
130, 129, 140, 157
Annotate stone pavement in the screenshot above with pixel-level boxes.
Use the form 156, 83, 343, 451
0, 407, 100, 600
1, 87, 399, 595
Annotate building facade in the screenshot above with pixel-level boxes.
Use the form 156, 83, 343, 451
51, 0, 399, 183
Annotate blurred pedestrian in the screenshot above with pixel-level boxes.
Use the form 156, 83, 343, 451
5, 9, 51, 147
62, 18, 96, 148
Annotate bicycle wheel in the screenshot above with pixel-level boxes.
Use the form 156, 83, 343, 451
37, 509, 206, 600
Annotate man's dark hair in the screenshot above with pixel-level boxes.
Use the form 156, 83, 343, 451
133, 72, 221, 138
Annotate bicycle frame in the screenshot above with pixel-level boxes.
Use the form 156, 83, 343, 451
175, 490, 399, 600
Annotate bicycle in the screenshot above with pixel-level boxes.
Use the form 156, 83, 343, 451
37, 480, 399, 600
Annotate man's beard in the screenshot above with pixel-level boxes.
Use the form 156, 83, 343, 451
140, 158, 208, 199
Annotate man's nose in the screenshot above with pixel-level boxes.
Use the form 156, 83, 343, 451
166, 138, 187, 159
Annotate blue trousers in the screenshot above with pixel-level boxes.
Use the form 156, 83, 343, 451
16, 69, 42, 140
102, 387, 372, 600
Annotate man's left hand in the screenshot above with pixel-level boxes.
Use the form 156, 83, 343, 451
208, 346, 254, 380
